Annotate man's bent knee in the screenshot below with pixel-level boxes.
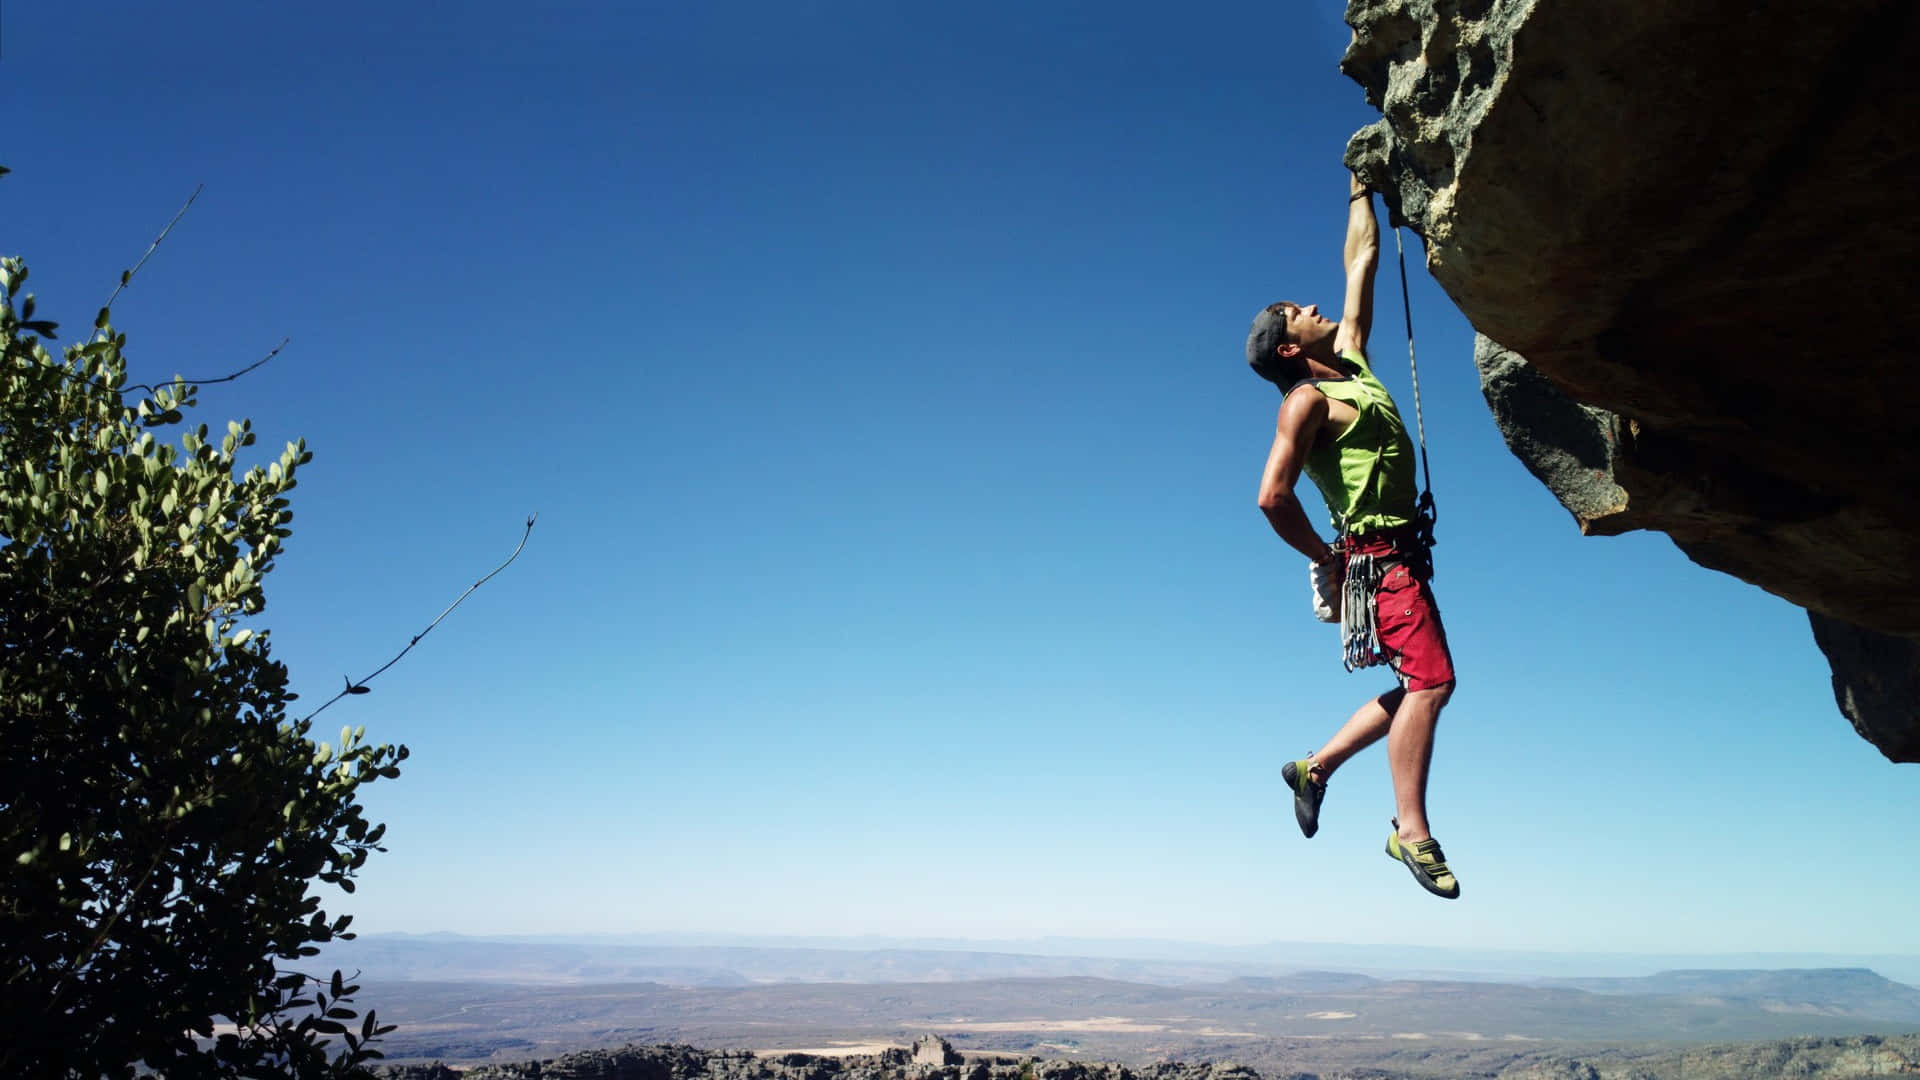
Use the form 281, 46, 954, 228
1406, 681, 1454, 710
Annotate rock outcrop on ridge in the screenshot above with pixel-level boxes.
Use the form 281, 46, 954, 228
1337, 0, 1920, 761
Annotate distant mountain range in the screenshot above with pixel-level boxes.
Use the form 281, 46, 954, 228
317, 936, 1298, 988
315, 934, 1920, 1069
319, 932, 1920, 987
1538, 968, 1920, 1024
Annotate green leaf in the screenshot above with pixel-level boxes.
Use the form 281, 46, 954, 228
0, 258, 515, 1075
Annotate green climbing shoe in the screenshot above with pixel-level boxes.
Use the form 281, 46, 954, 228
1385, 821, 1460, 899
1280, 757, 1325, 838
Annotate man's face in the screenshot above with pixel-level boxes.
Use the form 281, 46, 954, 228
1278, 302, 1336, 354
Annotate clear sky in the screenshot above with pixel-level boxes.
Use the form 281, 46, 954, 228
8, 2, 1914, 959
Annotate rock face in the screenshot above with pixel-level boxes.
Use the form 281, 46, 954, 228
1810, 614, 1920, 763
913, 1036, 963, 1069
1339, 0, 1920, 761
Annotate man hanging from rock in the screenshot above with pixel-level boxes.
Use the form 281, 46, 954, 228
1243, 169, 1460, 900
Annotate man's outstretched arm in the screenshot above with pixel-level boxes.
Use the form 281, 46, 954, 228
1258, 387, 1340, 566
1333, 172, 1380, 359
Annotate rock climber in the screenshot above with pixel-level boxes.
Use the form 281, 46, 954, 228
1243, 169, 1461, 900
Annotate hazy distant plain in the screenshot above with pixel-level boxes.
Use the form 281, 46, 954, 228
317, 935, 1920, 1068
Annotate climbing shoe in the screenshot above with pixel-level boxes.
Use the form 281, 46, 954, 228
1280, 757, 1325, 838
1385, 820, 1460, 899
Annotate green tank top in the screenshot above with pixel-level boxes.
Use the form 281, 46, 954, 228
1298, 347, 1417, 535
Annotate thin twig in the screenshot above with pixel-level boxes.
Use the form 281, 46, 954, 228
119, 337, 291, 399
17, 337, 293, 410
32, 180, 289, 400
300, 514, 539, 726
99, 184, 203, 318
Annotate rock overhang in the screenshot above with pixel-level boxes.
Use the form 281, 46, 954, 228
1336, 0, 1920, 760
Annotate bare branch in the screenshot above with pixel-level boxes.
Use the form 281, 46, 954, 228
119, 336, 291, 399
99, 184, 203, 319
10, 180, 290, 401
11, 337, 294, 413
300, 514, 539, 726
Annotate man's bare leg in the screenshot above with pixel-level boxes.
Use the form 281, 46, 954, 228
1309, 687, 1404, 780
1386, 684, 1452, 842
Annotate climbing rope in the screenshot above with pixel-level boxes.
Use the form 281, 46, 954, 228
1331, 223, 1444, 674
1392, 226, 1439, 557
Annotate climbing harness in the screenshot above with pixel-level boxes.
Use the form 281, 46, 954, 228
1337, 227, 1440, 674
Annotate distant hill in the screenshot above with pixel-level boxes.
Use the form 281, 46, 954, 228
1537, 968, 1920, 1025
320, 933, 1920, 987
315, 936, 1299, 988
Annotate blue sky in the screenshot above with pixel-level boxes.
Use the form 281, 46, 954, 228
8, 2, 1914, 960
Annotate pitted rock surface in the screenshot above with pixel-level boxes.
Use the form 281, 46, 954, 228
1339, 0, 1920, 760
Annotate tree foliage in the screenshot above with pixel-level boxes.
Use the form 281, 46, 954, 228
0, 256, 404, 1076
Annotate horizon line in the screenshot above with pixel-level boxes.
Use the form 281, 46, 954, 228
343, 929, 1920, 962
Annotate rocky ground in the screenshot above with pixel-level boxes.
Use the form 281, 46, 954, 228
375, 1032, 1920, 1080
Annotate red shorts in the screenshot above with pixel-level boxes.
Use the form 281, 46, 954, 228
1346, 531, 1456, 692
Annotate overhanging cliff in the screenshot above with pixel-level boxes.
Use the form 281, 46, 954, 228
1338, 0, 1920, 761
